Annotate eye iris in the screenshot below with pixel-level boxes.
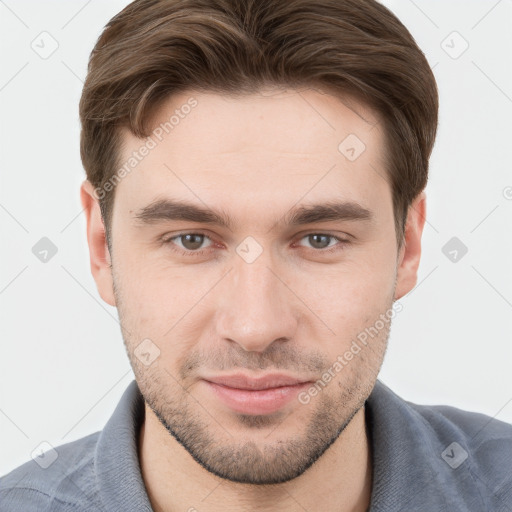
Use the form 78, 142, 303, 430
181, 234, 204, 250
309, 234, 331, 249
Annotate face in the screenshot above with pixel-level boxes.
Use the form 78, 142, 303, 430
82, 87, 424, 485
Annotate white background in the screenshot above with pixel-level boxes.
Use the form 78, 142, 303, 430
1, 0, 511, 476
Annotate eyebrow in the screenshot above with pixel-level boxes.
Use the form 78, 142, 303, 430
132, 198, 373, 230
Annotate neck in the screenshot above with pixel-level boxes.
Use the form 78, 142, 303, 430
138, 405, 372, 512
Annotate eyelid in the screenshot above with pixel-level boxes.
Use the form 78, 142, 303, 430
161, 230, 215, 248
294, 229, 352, 241
294, 232, 348, 246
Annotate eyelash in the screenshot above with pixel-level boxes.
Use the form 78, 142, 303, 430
160, 231, 350, 258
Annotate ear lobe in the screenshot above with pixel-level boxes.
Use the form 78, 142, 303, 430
394, 191, 427, 300
80, 180, 116, 307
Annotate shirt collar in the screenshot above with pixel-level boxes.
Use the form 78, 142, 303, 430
366, 380, 449, 510
94, 379, 153, 511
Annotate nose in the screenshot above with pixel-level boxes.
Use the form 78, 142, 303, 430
215, 249, 298, 353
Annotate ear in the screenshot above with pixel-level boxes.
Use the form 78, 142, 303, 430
394, 191, 426, 300
80, 180, 116, 307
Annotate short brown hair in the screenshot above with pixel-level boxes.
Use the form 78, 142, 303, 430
79, 0, 438, 249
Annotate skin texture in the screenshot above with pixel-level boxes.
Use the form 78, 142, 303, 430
81, 87, 426, 512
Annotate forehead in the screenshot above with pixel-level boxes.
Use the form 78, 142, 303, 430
143, 87, 381, 156
114, 87, 390, 224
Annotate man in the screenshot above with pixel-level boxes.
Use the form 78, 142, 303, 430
1, 0, 511, 510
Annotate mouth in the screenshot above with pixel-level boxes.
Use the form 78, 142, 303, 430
201, 373, 313, 415
204, 373, 311, 390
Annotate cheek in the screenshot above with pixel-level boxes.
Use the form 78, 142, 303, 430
114, 251, 220, 348
309, 246, 396, 315
304, 250, 397, 354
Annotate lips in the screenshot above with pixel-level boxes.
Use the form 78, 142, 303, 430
204, 373, 310, 390
202, 373, 313, 415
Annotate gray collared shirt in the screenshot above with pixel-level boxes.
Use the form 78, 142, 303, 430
1, 379, 511, 511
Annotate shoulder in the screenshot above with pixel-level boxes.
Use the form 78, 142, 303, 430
406, 395, 512, 504
0, 431, 103, 511
409, 398, 512, 450
368, 380, 512, 508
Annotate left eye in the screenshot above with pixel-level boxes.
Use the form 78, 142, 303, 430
166, 233, 213, 252
297, 233, 341, 250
